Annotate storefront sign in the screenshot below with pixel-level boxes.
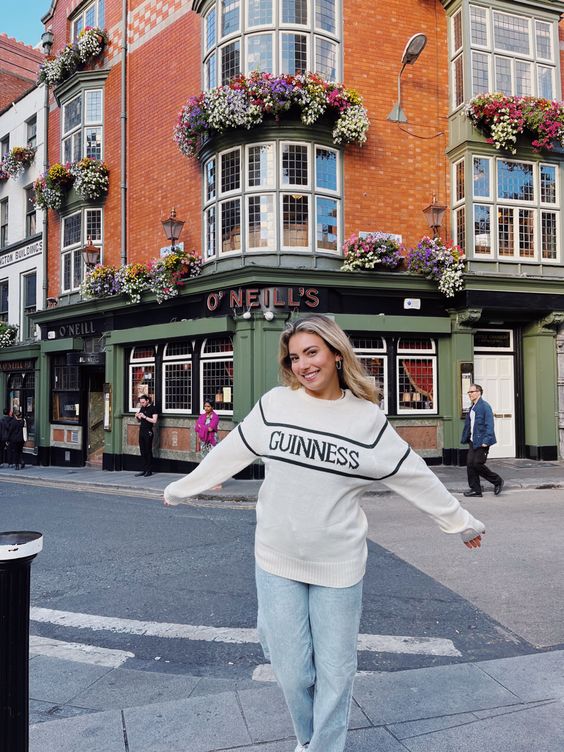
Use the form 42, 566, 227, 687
206, 287, 320, 313
0, 359, 35, 372
66, 351, 106, 366
474, 330, 512, 350
44, 319, 101, 340
0, 240, 42, 268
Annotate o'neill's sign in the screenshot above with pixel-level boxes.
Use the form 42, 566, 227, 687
206, 286, 320, 314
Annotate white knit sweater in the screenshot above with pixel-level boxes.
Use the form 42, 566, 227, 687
164, 387, 485, 588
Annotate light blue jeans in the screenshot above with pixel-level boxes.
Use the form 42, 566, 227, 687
256, 565, 363, 752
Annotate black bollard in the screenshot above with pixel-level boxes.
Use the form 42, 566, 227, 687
0, 531, 43, 752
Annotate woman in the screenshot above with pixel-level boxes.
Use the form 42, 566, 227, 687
194, 401, 222, 490
8, 409, 27, 470
164, 315, 485, 752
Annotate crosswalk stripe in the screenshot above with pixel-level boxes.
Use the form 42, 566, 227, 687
30, 607, 461, 657
30, 635, 134, 667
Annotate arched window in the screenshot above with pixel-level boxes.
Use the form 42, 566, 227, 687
162, 343, 192, 414
396, 338, 437, 414
352, 336, 388, 412
129, 346, 156, 411
200, 337, 234, 414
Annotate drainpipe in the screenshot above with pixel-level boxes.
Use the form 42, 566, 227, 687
41, 82, 49, 308
120, 0, 128, 265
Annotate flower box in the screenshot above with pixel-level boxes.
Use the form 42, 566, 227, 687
38, 27, 107, 87
2, 146, 36, 178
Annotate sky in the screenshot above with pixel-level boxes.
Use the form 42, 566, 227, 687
1, 0, 50, 47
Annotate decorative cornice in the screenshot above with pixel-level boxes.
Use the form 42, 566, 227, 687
54, 68, 110, 107
450, 308, 483, 329
538, 312, 564, 332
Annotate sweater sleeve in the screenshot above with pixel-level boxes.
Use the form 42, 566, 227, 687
163, 400, 263, 505
378, 425, 485, 538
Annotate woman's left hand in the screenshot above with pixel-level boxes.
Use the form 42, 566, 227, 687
464, 533, 483, 549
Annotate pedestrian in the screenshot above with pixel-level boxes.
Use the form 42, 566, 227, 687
135, 394, 158, 477
0, 407, 12, 467
195, 400, 222, 490
8, 408, 27, 470
461, 383, 504, 497
163, 314, 485, 752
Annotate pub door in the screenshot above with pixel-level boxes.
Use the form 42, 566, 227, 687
86, 370, 105, 465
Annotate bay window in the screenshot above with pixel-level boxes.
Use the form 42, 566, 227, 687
62, 89, 103, 163
61, 208, 103, 292
71, 0, 105, 41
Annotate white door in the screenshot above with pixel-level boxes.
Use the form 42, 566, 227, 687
473, 355, 515, 458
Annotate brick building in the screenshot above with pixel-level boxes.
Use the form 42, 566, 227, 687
0, 34, 43, 111
8, 0, 564, 471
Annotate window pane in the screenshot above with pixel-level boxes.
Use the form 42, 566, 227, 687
206, 53, 217, 89
74, 17, 84, 41
453, 55, 464, 107
515, 60, 532, 96
73, 248, 82, 288
316, 197, 338, 251
470, 5, 487, 46
455, 159, 465, 202
537, 66, 553, 100
0, 281, 8, 320
541, 211, 557, 260
221, 199, 241, 252
98, 0, 105, 28
221, 41, 240, 83
398, 358, 435, 411
205, 158, 216, 201
85, 5, 96, 26
205, 7, 216, 50
472, 51, 489, 96
455, 206, 465, 251
248, 194, 275, 249
358, 355, 386, 409
518, 209, 534, 258
201, 359, 233, 412
315, 0, 335, 34
315, 37, 337, 81
64, 96, 82, 133
85, 90, 102, 123
474, 204, 492, 255
63, 213, 81, 247
221, 149, 240, 193
315, 147, 337, 191
86, 210, 102, 242
248, 0, 272, 26
281, 33, 307, 75
282, 143, 308, 186
282, 0, 307, 25
541, 165, 557, 204
205, 206, 216, 259
221, 0, 240, 36
63, 252, 72, 291
498, 207, 514, 256
247, 33, 273, 73
85, 127, 102, 159
24, 272, 36, 308
497, 161, 534, 202
63, 136, 73, 164
495, 57, 512, 95
282, 195, 309, 247
494, 12, 530, 55
536, 21, 552, 60
130, 364, 155, 409
248, 143, 274, 187
164, 362, 192, 412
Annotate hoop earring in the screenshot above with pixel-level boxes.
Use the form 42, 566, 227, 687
336, 359, 342, 370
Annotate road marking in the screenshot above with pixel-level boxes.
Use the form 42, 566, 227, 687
30, 607, 461, 656
252, 664, 393, 682
30, 635, 134, 667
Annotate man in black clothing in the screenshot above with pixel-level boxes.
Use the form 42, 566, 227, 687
0, 407, 12, 467
135, 395, 158, 476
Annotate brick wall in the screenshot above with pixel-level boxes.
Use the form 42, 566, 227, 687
342, 0, 450, 249
0, 34, 42, 112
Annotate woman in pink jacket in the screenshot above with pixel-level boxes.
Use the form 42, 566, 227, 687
195, 401, 221, 489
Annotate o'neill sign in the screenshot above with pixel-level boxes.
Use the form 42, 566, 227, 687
206, 286, 320, 314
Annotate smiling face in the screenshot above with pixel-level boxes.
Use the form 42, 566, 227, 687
288, 331, 342, 400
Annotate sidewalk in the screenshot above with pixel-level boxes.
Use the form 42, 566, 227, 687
2, 456, 564, 504
27, 649, 564, 751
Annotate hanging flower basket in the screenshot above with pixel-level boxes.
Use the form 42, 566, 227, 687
467, 94, 564, 154
340, 233, 403, 272
80, 249, 203, 305
406, 237, 465, 298
0, 163, 9, 181
38, 27, 107, 87
174, 72, 370, 158
2, 146, 36, 178
70, 158, 109, 201
0, 322, 18, 348
77, 27, 108, 63
33, 163, 74, 211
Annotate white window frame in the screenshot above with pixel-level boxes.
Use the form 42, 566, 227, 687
280, 141, 311, 190
535, 19, 555, 63
396, 338, 437, 416
353, 337, 388, 413
492, 10, 532, 59
315, 195, 339, 254
474, 329, 513, 352
162, 343, 193, 415
280, 192, 311, 252
246, 142, 276, 191
314, 0, 339, 39
279, 30, 310, 74
61, 208, 103, 293
204, 5, 217, 52
20, 270, 37, 341
473, 203, 494, 258
219, 146, 242, 197
539, 162, 559, 207
128, 346, 156, 412
247, 0, 275, 30
245, 31, 275, 74
71, 0, 104, 42
497, 158, 536, 205
200, 337, 234, 416
452, 157, 465, 207
497, 205, 537, 261
314, 145, 339, 195
219, 196, 242, 255
219, 38, 241, 84
61, 88, 104, 162
471, 50, 491, 97
472, 155, 493, 200
246, 193, 277, 252
540, 209, 559, 262
220, 0, 241, 40
279, 0, 310, 29
469, 4, 489, 50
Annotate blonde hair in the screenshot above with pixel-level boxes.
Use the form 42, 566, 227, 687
278, 314, 380, 404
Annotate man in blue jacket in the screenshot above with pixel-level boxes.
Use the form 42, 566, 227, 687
461, 384, 504, 497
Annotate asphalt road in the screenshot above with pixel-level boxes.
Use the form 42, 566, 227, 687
1, 480, 561, 681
